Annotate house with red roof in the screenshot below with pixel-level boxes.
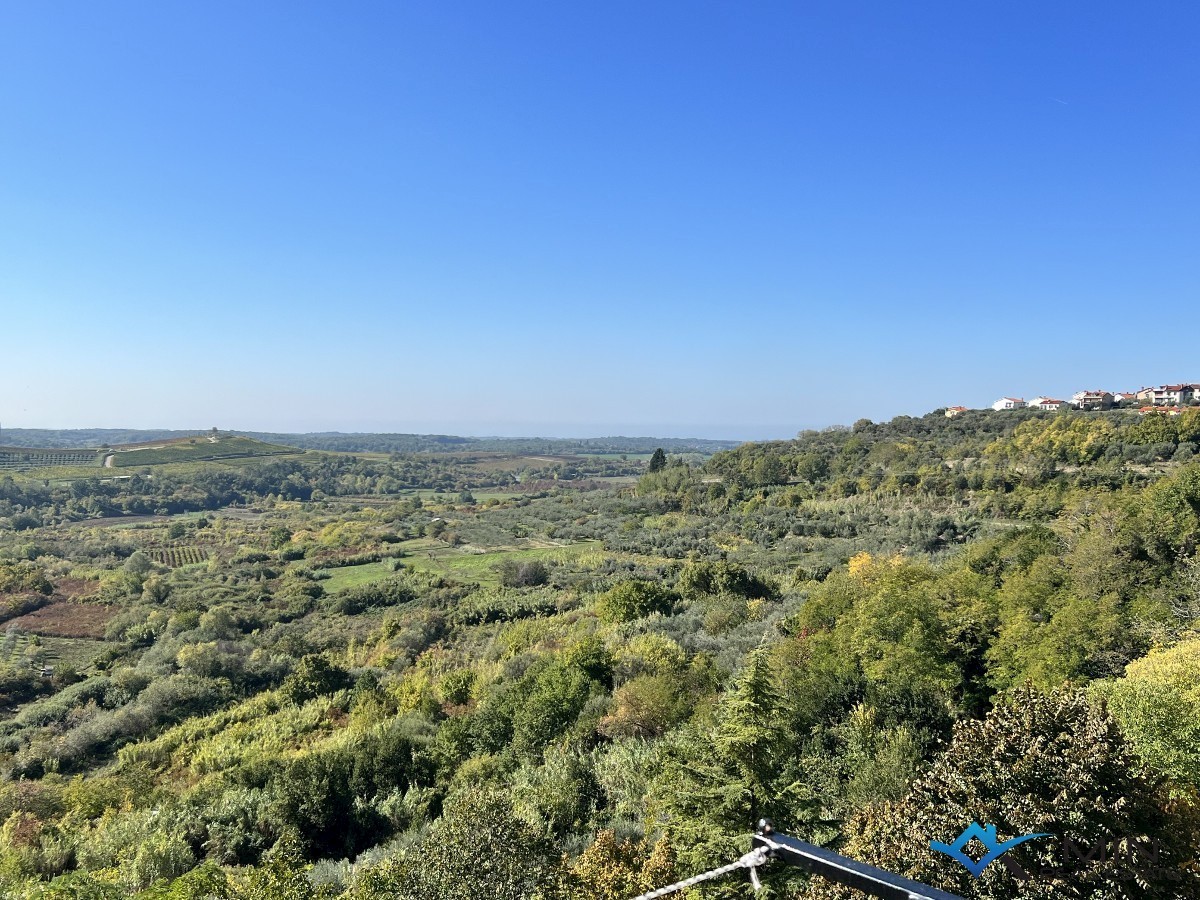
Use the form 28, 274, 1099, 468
1072, 390, 1114, 410
1030, 397, 1069, 411
1136, 384, 1200, 406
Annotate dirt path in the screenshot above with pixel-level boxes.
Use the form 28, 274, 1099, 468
103, 454, 115, 468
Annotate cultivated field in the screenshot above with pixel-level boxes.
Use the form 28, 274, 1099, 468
5, 602, 116, 640
147, 547, 209, 567
0, 448, 103, 470
108, 435, 300, 467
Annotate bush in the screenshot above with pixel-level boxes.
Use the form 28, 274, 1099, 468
495, 559, 550, 588
280, 656, 351, 706
349, 787, 556, 900
595, 580, 674, 623
326, 577, 415, 615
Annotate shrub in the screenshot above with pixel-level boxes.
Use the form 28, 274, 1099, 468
280, 656, 351, 706
495, 559, 550, 588
595, 580, 674, 623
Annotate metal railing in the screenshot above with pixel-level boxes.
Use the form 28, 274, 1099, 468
627, 819, 964, 900
752, 820, 964, 900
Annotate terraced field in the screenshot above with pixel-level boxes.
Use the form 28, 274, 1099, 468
108, 436, 300, 467
0, 631, 110, 672
0, 448, 103, 470
147, 547, 209, 567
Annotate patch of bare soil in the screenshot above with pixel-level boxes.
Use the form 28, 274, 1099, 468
6, 601, 116, 639
54, 579, 99, 600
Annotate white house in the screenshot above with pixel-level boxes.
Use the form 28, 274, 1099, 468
1030, 398, 1069, 411
1137, 384, 1199, 406
991, 397, 1026, 411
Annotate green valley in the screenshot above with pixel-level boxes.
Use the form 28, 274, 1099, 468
0, 410, 1198, 899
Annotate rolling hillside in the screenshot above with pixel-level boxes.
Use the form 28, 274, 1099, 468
105, 434, 300, 467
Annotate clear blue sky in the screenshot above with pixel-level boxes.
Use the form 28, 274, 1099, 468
1, 2, 1196, 439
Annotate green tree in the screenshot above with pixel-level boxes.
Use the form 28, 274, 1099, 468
0, 560, 52, 594
512, 660, 598, 757
806, 688, 1200, 900
137, 862, 232, 900
655, 650, 810, 897
349, 788, 556, 900
595, 580, 673, 623
237, 833, 323, 900
565, 830, 676, 900
648, 448, 667, 473
124, 551, 154, 579
279, 656, 351, 706
598, 674, 693, 738
678, 560, 771, 599
1094, 634, 1200, 789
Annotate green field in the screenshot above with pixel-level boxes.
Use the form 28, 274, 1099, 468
12, 466, 114, 482
319, 560, 398, 591
578, 452, 654, 460
402, 540, 602, 585
1, 437, 303, 481
321, 540, 603, 591
0, 632, 110, 672
109, 436, 300, 467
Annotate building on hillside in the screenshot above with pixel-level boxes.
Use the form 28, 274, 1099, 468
1030, 397, 1069, 411
1113, 392, 1139, 405
1072, 390, 1114, 410
1139, 406, 1188, 417
1137, 384, 1200, 406
991, 397, 1026, 411
945, 406, 968, 418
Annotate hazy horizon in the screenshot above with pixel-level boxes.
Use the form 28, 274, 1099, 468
0, 420, 799, 443
4, 379, 1195, 442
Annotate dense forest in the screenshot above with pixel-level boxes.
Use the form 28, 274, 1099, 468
0, 408, 1198, 899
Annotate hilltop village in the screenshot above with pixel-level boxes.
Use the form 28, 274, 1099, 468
946, 381, 1200, 417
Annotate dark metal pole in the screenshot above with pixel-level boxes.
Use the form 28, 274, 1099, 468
752, 821, 964, 900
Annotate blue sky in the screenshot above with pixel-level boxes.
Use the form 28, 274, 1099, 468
1, 2, 1197, 439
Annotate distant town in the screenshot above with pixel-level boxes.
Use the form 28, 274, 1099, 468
945, 382, 1200, 417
